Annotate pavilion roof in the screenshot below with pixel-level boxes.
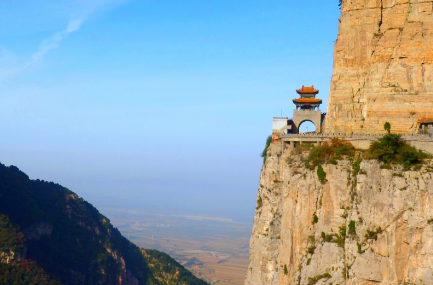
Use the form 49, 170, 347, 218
293, 98, 322, 104
417, 116, 433, 124
296, 85, 319, 94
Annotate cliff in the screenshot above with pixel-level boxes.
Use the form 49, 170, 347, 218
0, 163, 208, 285
325, 0, 433, 134
244, 143, 433, 284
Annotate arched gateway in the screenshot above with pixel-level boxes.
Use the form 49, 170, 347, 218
272, 85, 326, 142
291, 86, 323, 134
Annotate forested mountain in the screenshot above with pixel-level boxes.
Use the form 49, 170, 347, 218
0, 163, 208, 285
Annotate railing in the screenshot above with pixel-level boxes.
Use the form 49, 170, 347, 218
280, 133, 433, 141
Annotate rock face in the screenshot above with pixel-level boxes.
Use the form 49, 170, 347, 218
244, 144, 433, 284
325, 0, 433, 134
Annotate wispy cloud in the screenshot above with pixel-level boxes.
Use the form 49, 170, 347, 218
0, 0, 127, 82
30, 14, 88, 65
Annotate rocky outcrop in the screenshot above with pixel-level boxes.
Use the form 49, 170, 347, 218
0, 249, 25, 264
325, 0, 433, 134
244, 144, 433, 284
24, 222, 53, 240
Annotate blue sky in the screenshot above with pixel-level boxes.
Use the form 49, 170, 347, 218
0, 0, 340, 222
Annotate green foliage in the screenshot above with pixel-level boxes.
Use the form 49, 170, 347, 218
313, 215, 319, 224
0, 215, 25, 253
384, 122, 391, 134
261, 135, 273, 163
317, 165, 327, 183
321, 225, 346, 248
307, 245, 316, 254
307, 273, 332, 285
0, 261, 61, 285
256, 196, 263, 210
357, 242, 365, 254
283, 264, 288, 275
364, 227, 383, 241
321, 231, 326, 239
143, 250, 207, 285
352, 158, 362, 175
0, 163, 207, 285
367, 134, 428, 167
339, 225, 347, 239
305, 138, 355, 169
348, 220, 356, 236
306, 258, 311, 266
327, 225, 346, 248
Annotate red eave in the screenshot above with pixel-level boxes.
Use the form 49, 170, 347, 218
418, 117, 433, 124
293, 98, 322, 103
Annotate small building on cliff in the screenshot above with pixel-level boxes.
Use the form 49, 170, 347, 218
417, 117, 433, 135
272, 85, 326, 142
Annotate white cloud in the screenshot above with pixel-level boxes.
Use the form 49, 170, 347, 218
30, 17, 84, 64
0, 0, 128, 82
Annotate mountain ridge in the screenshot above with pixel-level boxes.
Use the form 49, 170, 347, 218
0, 163, 208, 285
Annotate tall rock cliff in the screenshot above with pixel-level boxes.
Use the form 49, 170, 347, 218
244, 144, 433, 284
325, 0, 433, 134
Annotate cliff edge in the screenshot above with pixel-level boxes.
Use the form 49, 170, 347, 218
325, 0, 433, 134
244, 143, 433, 284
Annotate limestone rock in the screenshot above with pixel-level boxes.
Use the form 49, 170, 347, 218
325, 0, 433, 134
244, 143, 433, 284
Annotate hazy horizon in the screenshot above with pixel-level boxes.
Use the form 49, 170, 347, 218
0, 0, 340, 223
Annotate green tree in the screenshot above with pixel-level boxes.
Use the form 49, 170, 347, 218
384, 122, 391, 134
283, 264, 288, 275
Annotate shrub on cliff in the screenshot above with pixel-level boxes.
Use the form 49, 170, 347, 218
261, 135, 273, 163
317, 165, 327, 184
367, 133, 428, 167
348, 220, 356, 236
384, 122, 391, 134
305, 138, 355, 169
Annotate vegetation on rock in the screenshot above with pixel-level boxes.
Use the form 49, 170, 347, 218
0, 163, 208, 285
261, 135, 273, 163
256, 195, 263, 210
307, 273, 331, 285
384, 122, 391, 134
364, 227, 383, 241
143, 250, 207, 285
0, 215, 25, 254
366, 133, 428, 168
0, 260, 61, 285
316, 165, 327, 184
305, 138, 355, 169
348, 220, 356, 236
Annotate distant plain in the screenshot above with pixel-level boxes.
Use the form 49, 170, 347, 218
103, 208, 251, 285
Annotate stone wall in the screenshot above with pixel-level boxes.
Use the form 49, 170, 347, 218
325, 0, 433, 134
281, 133, 433, 155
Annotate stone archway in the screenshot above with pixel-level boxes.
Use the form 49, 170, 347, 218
291, 109, 322, 134
298, 120, 317, 134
